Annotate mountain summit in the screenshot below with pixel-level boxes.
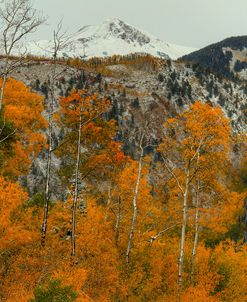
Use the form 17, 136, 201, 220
26, 18, 196, 60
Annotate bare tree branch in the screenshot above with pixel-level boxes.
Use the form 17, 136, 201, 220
0, 127, 16, 142
161, 154, 184, 195
148, 223, 182, 243
0, 0, 45, 112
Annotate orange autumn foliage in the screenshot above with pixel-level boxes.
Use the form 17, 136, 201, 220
157, 102, 234, 226
59, 89, 110, 126
57, 89, 126, 187
159, 101, 231, 177
1, 77, 47, 177
181, 286, 220, 302
0, 91, 246, 302
212, 242, 247, 302
0, 176, 28, 233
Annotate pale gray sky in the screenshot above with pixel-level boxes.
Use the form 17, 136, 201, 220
32, 0, 247, 48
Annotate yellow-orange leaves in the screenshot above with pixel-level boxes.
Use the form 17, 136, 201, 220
0, 176, 27, 230
1, 78, 47, 176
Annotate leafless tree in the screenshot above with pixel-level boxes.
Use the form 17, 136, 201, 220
41, 21, 71, 245
0, 0, 45, 112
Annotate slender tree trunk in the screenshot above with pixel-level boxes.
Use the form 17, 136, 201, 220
114, 196, 121, 246
71, 107, 83, 257
0, 69, 8, 112
41, 50, 57, 245
190, 179, 200, 285
178, 167, 190, 298
126, 137, 144, 265
104, 185, 112, 221
41, 94, 53, 245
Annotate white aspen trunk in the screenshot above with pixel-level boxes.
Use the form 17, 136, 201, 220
177, 167, 190, 297
104, 185, 112, 221
114, 196, 121, 246
71, 107, 83, 257
126, 137, 144, 265
41, 47, 57, 245
41, 94, 53, 245
190, 179, 200, 285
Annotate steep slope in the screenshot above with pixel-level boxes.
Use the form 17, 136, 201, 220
180, 36, 247, 79
26, 18, 196, 60
9, 55, 246, 198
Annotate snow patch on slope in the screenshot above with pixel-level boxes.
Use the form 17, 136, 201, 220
26, 18, 197, 60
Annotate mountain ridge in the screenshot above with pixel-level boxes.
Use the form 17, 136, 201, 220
25, 18, 197, 60
180, 36, 247, 79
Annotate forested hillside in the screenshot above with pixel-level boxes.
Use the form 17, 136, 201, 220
0, 68, 247, 301
0, 1, 247, 301
180, 36, 247, 80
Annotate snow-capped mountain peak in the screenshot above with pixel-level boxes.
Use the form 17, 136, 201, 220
75, 18, 152, 46
26, 18, 197, 60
